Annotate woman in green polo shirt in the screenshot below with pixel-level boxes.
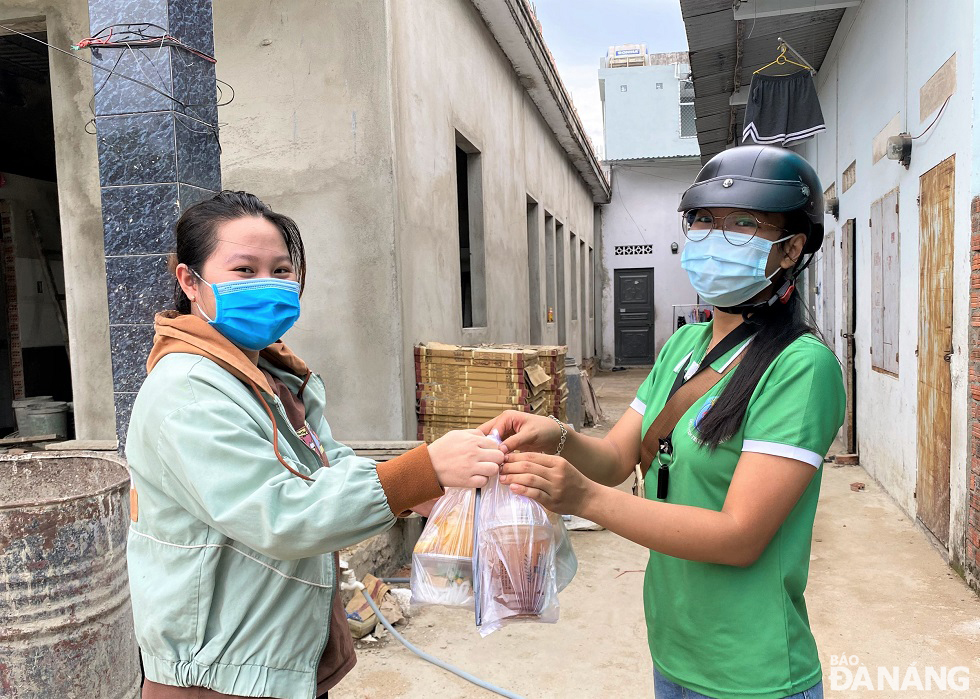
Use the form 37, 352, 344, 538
485, 145, 843, 699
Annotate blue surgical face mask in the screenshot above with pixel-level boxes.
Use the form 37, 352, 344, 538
193, 271, 301, 351
680, 230, 792, 308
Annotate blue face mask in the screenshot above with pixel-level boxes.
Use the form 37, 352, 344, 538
193, 272, 301, 351
680, 230, 792, 308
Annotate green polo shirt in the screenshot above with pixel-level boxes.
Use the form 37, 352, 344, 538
632, 321, 845, 699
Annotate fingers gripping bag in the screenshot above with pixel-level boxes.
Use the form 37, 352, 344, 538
474, 441, 577, 637
409, 430, 577, 633
411, 487, 477, 608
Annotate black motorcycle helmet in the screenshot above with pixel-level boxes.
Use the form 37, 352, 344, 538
678, 145, 824, 260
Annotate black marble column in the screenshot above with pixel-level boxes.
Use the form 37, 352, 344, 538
87, 0, 221, 444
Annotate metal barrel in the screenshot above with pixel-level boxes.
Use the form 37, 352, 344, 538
0, 452, 140, 699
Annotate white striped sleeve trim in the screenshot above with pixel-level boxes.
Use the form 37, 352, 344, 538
741, 440, 824, 468
630, 397, 646, 416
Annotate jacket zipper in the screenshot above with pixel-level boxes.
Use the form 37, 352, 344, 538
268, 393, 321, 475
266, 377, 335, 693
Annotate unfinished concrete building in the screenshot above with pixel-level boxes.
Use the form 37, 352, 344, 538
0, 0, 609, 445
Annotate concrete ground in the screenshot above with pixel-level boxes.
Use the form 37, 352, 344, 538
334, 368, 980, 699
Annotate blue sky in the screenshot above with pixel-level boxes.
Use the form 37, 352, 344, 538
532, 0, 689, 157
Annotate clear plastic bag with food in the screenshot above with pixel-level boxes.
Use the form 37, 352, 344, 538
410, 487, 477, 608
474, 469, 578, 637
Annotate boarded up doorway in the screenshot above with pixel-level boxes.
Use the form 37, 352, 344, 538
820, 230, 836, 340
917, 156, 955, 546
840, 219, 857, 453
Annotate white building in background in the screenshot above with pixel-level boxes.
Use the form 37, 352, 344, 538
598, 47, 702, 366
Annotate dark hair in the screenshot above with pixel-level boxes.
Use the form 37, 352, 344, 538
695, 244, 818, 450
170, 190, 307, 314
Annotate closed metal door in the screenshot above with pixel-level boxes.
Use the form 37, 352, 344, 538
614, 268, 655, 365
917, 156, 954, 546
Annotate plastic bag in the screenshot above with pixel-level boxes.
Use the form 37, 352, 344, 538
409, 430, 577, 634
475, 470, 578, 637
411, 487, 477, 608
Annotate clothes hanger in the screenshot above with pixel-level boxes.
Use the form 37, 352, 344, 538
753, 44, 812, 76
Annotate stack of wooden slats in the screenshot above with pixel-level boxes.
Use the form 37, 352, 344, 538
487, 343, 568, 423
532, 345, 568, 423
415, 342, 556, 442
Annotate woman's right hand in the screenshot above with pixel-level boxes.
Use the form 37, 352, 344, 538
428, 429, 505, 488
479, 410, 563, 456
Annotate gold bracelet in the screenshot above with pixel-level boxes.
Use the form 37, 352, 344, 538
548, 415, 567, 456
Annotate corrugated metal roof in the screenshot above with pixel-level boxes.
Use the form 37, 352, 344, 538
679, 1, 845, 162
606, 155, 702, 164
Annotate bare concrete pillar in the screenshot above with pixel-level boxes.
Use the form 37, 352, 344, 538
86, 0, 221, 442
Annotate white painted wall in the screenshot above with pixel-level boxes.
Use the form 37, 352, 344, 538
599, 63, 700, 161
799, 0, 974, 561
600, 160, 701, 367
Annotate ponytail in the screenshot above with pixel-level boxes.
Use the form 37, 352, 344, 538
695, 288, 815, 450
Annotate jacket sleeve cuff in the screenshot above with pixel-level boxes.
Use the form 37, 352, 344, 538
375, 444, 444, 517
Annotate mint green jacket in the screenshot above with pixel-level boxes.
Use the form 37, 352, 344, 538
125, 352, 396, 699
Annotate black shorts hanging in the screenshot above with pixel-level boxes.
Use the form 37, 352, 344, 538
742, 71, 826, 146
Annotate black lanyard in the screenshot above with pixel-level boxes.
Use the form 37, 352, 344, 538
655, 321, 755, 499
666, 321, 756, 403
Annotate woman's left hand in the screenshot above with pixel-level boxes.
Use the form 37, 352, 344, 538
499, 452, 597, 516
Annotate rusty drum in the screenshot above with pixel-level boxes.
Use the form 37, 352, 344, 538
0, 452, 140, 698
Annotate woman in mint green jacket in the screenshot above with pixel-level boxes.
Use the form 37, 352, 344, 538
126, 191, 502, 699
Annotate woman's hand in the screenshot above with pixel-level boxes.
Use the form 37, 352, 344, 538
428, 429, 504, 488
499, 452, 598, 516
480, 410, 563, 456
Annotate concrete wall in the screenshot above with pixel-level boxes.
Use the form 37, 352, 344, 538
0, 1, 116, 440
599, 63, 700, 161
389, 0, 598, 434
799, 0, 974, 564
599, 160, 701, 367
213, 0, 599, 440
212, 0, 404, 441
7, 0, 603, 443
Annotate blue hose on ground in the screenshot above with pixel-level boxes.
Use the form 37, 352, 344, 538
360, 586, 527, 699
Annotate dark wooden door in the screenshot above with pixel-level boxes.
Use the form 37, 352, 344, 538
917, 156, 954, 546
614, 268, 655, 365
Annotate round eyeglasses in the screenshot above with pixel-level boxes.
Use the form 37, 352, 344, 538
682, 209, 790, 245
